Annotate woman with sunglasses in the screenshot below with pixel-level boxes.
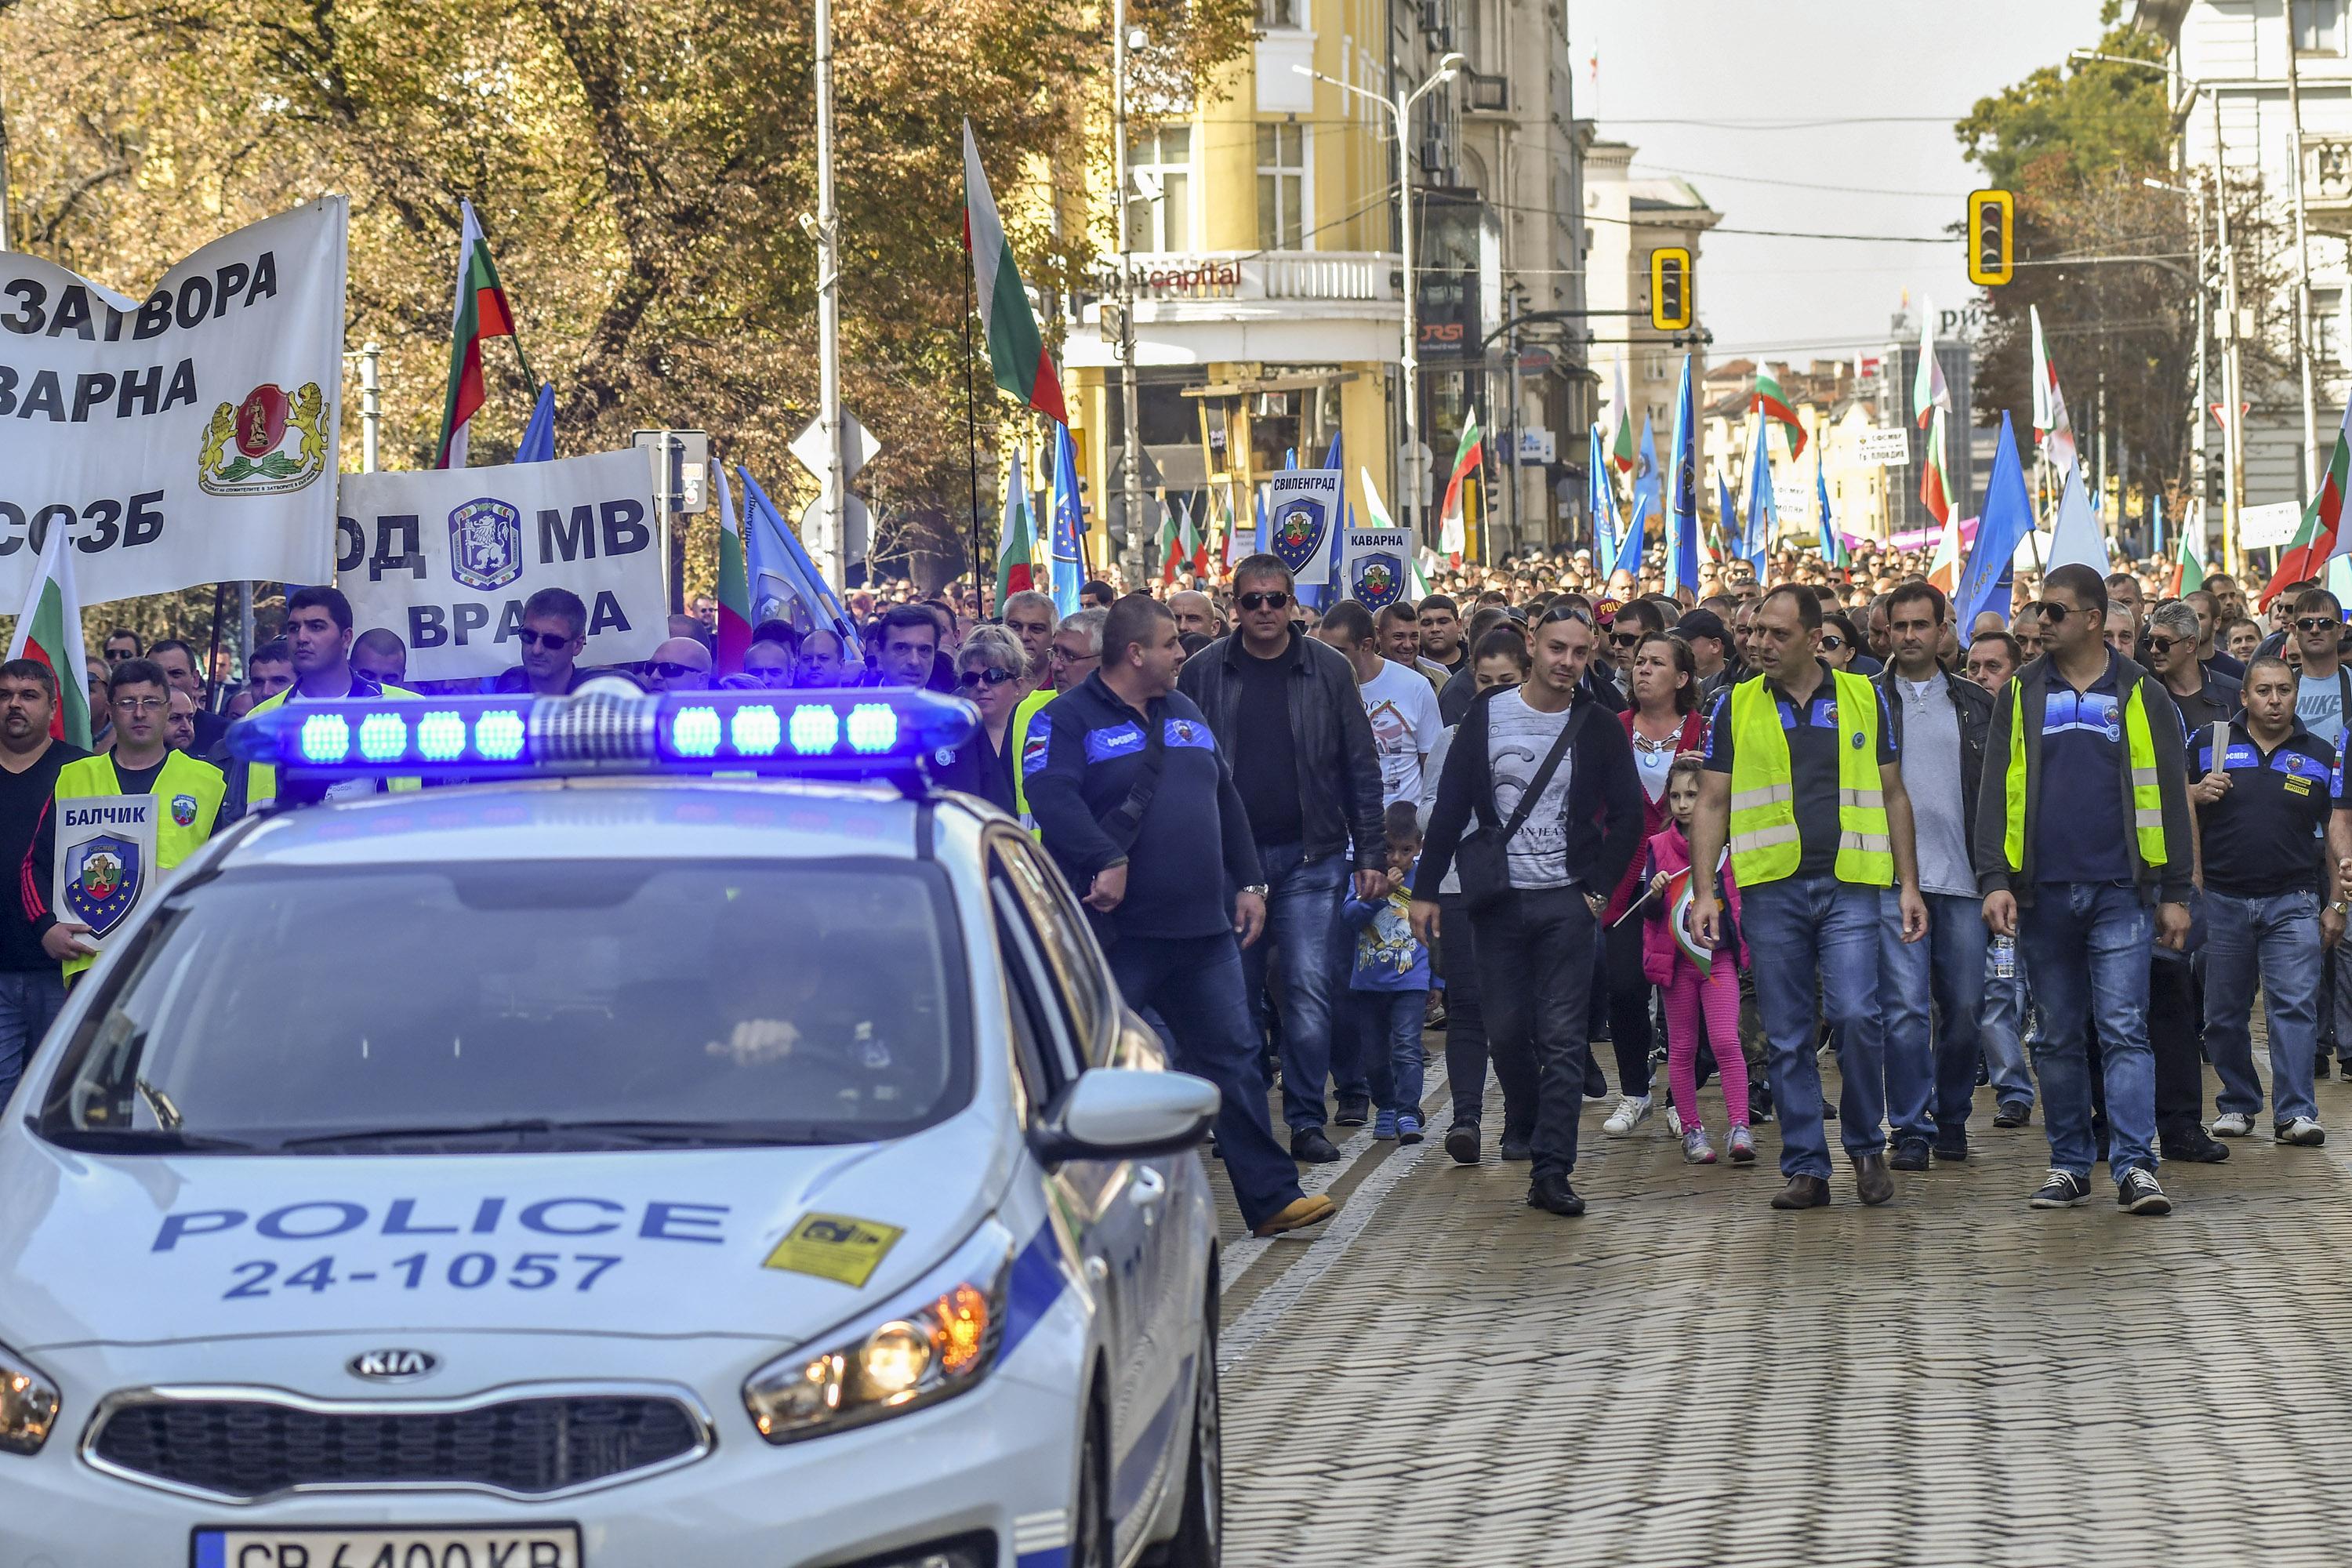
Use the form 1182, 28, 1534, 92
932, 625, 1028, 813
1819, 613, 1862, 673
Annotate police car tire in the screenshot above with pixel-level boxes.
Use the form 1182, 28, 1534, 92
1146, 1323, 1223, 1568
1073, 1397, 1113, 1568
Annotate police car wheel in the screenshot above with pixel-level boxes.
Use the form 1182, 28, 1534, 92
1149, 1322, 1223, 1567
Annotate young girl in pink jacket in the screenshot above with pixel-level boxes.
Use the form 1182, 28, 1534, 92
1642, 757, 1754, 1165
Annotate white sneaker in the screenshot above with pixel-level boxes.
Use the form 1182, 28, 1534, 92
1682, 1127, 1716, 1163
1664, 1104, 1684, 1138
2277, 1116, 2327, 1146
2210, 1112, 2254, 1138
1603, 1094, 1653, 1134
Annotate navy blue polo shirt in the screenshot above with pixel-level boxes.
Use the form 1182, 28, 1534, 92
1704, 661, 1896, 880
2034, 651, 2134, 885
2194, 720, 2334, 897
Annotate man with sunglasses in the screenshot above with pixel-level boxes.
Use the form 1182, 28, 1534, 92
1975, 564, 2192, 1216
1179, 554, 1387, 1160
642, 637, 713, 692
493, 587, 597, 696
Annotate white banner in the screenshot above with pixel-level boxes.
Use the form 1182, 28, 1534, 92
1858, 429, 1911, 466
338, 450, 666, 682
1263, 469, 1344, 586
2240, 498, 2303, 551
0, 200, 347, 604
1339, 527, 1415, 612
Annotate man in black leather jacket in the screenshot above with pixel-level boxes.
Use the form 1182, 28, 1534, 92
1178, 555, 1388, 1161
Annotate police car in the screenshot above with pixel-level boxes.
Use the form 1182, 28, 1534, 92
0, 684, 1226, 1568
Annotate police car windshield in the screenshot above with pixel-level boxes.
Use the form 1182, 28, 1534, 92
37, 858, 971, 1153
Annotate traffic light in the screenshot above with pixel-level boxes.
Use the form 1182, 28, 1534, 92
1968, 190, 2015, 286
1650, 248, 1692, 332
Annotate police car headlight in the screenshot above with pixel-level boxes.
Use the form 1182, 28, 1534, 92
0, 1341, 60, 1456
744, 1225, 1014, 1444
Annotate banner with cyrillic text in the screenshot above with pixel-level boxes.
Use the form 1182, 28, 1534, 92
0, 200, 347, 604
337, 449, 666, 682
1340, 527, 1414, 612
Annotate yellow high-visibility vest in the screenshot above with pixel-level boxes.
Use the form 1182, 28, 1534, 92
1724, 667, 1893, 889
54, 750, 224, 980
2002, 674, 2167, 873
1009, 686, 1054, 834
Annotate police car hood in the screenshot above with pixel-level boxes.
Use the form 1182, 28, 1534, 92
0, 1110, 1015, 1348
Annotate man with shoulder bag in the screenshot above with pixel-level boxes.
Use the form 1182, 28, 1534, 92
1412, 605, 1645, 1217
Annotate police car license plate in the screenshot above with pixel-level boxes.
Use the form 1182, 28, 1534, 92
192, 1525, 582, 1568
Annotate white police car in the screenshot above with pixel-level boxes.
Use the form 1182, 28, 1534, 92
0, 685, 1225, 1568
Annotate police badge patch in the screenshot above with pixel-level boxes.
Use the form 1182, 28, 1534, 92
1269, 497, 1329, 576
64, 835, 142, 937
1352, 551, 1404, 612
169, 794, 198, 828
448, 498, 525, 591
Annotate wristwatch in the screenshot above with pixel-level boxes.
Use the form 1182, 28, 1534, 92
1240, 884, 1270, 898
2332, 898, 2349, 917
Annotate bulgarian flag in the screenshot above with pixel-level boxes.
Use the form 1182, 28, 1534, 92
1437, 412, 1482, 567
963, 121, 1068, 425
1919, 405, 1954, 527
2169, 525, 2205, 597
1159, 495, 1203, 584
1913, 299, 1951, 429
6, 519, 90, 749
712, 463, 752, 673
2266, 399, 2352, 604
1752, 365, 1806, 458
995, 446, 1039, 604
434, 199, 524, 470
1610, 358, 1636, 472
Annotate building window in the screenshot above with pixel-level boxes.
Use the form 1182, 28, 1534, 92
1258, 0, 1304, 27
2296, 0, 2344, 53
1258, 122, 1308, 250
2318, 289, 2345, 365
1124, 126, 1192, 252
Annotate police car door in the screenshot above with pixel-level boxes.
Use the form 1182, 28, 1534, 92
987, 833, 1165, 1544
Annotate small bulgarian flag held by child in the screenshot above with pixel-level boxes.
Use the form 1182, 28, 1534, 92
1665, 849, 1730, 976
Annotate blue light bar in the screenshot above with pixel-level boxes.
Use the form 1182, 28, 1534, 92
227, 687, 978, 781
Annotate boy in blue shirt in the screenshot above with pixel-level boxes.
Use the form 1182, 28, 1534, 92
1344, 802, 1434, 1141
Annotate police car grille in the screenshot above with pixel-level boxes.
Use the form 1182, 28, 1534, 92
89, 1394, 704, 1497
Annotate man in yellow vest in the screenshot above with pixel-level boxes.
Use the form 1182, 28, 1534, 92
36, 659, 224, 982
1974, 562, 2193, 1218
1011, 607, 1104, 829
240, 586, 420, 816
1689, 583, 1928, 1213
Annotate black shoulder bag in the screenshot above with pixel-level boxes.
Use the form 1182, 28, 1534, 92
1082, 708, 1169, 949
1454, 700, 1590, 916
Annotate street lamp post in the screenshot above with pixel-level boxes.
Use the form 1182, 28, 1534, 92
1296, 53, 1464, 540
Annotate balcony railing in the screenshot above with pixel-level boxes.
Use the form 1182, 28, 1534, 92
1107, 250, 1400, 305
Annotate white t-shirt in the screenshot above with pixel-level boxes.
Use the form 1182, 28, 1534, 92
1361, 658, 1446, 805
1487, 688, 1577, 889
2298, 669, 2347, 748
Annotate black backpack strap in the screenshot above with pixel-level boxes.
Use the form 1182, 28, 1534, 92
1094, 704, 1169, 855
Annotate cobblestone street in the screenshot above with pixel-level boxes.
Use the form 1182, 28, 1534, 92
1213, 1054, 2352, 1566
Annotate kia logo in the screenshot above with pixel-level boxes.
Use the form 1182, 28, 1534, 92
347, 1349, 439, 1382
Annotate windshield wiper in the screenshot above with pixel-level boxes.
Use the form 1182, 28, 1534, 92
133, 1077, 183, 1131
45, 1126, 265, 1154
276, 1117, 880, 1152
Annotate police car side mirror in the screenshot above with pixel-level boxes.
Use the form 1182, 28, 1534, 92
1030, 1069, 1220, 1164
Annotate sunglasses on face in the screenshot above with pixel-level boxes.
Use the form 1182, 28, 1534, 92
957, 666, 1018, 689
2143, 635, 2180, 657
1608, 631, 1642, 648
1238, 591, 1293, 612
2028, 602, 2072, 625
649, 661, 702, 679
518, 630, 575, 652
1049, 645, 1098, 665
2296, 616, 2342, 633
1818, 636, 1845, 652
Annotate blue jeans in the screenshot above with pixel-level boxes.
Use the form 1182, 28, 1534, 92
0, 968, 63, 1111
1356, 989, 1428, 1119
1979, 941, 2036, 1108
2203, 889, 2322, 1127
2020, 882, 2157, 1181
1742, 875, 1887, 1179
1879, 890, 1986, 1141
1108, 934, 1305, 1232
1240, 842, 1348, 1133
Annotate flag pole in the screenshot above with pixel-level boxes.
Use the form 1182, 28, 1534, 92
965, 254, 984, 603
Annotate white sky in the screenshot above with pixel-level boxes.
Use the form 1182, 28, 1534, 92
1574, 0, 2114, 365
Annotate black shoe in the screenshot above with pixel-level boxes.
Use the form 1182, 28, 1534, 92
1853, 1152, 1895, 1206
2118, 1169, 2172, 1215
1930, 1131, 1968, 1163
1289, 1128, 1341, 1163
1526, 1174, 1586, 1216
1771, 1174, 1831, 1210
1992, 1099, 2031, 1129
1889, 1139, 1931, 1173
1976, 1060, 1991, 1087
2161, 1132, 2230, 1164
1334, 1096, 1370, 1127
1497, 1133, 1534, 1162
2029, 1168, 2092, 1208
1443, 1121, 1481, 1165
